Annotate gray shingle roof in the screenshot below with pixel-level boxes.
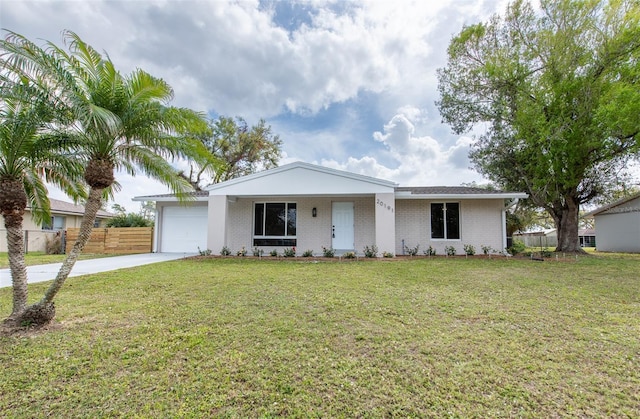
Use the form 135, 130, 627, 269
396, 186, 514, 195
47, 198, 114, 218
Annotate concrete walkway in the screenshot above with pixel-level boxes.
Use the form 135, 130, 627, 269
0, 253, 195, 288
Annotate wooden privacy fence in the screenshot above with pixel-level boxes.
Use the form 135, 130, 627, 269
65, 227, 153, 254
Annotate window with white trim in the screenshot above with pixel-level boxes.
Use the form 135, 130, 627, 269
253, 202, 297, 246
431, 202, 460, 240
42, 216, 66, 231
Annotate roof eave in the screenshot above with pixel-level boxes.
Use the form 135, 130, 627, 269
395, 191, 528, 200
132, 195, 209, 202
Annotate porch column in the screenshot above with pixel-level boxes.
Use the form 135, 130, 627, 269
208, 194, 228, 255
375, 193, 396, 256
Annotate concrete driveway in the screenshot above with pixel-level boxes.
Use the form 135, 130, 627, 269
0, 253, 195, 288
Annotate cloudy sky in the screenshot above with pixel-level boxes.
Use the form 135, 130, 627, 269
1, 0, 514, 211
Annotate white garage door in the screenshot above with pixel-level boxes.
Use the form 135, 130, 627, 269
160, 205, 208, 253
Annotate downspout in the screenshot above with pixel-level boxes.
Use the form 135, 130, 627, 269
501, 208, 507, 254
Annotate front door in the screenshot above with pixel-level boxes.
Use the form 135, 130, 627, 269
332, 202, 354, 250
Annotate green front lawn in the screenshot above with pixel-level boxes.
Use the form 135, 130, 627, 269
0, 252, 116, 268
1, 255, 638, 417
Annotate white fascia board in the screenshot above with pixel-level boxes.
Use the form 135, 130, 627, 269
131, 195, 209, 202
394, 191, 529, 200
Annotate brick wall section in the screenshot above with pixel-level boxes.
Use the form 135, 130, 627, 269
224, 197, 505, 256
226, 199, 252, 253
395, 199, 504, 255
395, 200, 428, 255
353, 197, 375, 253
225, 196, 376, 256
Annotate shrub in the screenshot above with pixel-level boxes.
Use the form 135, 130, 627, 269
197, 247, 212, 256
463, 244, 476, 256
382, 251, 394, 258
106, 213, 153, 228
45, 233, 64, 255
269, 249, 279, 257
321, 246, 335, 258
302, 249, 314, 257
540, 248, 553, 258
283, 247, 296, 257
343, 251, 356, 259
507, 239, 526, 256
445, 245, 456, 256
423, 246, 436, 256
252, 247, 264, 257
363, 245, 378, 258
404, 244, 419, 256
220, 246, 231, 256
237, 246, 247, 257
481, 245, 493, 255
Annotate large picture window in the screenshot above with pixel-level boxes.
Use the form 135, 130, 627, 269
431, 202, 460, 240
253, 202, 297, 246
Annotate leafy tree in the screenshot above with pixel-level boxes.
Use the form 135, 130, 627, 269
183, 116, 282, 189
1, 30, 214, 326
0, 70, 86, 320
106, 212, 153, 228
437, 0, 640, 252
139, 200, 156, 221
111, 203, 127, 215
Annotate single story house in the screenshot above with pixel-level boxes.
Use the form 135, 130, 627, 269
584, 192, 640, 253
0, 198, 114, 253
134, 162, 527, 256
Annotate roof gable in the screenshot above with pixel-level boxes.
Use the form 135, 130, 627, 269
25, 198, 114, 218
587, 192, 640, 217
49, 199, 114, 218
206, 162, 397, 196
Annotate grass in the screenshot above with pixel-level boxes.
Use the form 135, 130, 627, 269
0, 252, 116, 268
1, 254, 639, 417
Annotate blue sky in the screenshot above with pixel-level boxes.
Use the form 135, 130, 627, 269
1, 0, 516, 210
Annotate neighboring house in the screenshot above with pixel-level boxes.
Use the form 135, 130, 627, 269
578, 228, 596, 248
584, 192, 640, 253
0, 198, 114, 253
134, 162, 527, 256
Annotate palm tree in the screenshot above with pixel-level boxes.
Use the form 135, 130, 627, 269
0, 80, 86, 321
2, 31, 214, 326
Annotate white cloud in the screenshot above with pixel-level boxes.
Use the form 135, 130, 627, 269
322, 109, 483, 186
3, 0, 515, 207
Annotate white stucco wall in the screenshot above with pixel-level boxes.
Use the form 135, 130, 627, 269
395, 199, 505, 255
374, 193, 396, 255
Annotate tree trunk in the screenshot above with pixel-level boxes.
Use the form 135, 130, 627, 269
3, 213, 29, 318
17, 187, 104, 326
555, 196, 584, 253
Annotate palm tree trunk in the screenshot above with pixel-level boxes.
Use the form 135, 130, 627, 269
17, 187, 104, 326
42, 187, 104, 304
3, 214, 28, 318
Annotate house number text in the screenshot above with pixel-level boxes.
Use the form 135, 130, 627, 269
376, 198, 394, 213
